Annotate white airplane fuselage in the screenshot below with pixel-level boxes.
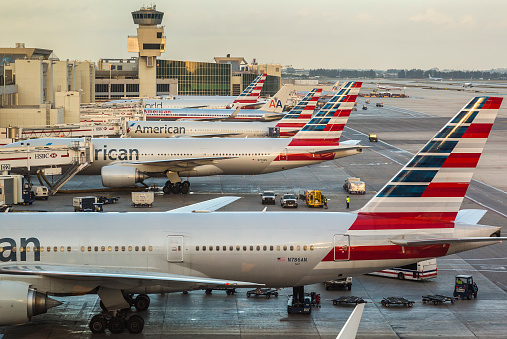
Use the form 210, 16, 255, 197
0, 211, 498, 295
4, 138, 360, 177
127, 121, 279, 138
144, 108, 282, 121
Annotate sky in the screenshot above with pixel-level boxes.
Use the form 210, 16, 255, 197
1, 0, 506, 70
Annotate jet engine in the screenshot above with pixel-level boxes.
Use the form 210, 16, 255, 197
101, 165, 149, 188
0, 281, 62, 325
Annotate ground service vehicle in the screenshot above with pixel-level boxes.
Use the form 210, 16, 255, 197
32, 185, 49, 200
132, 192, 154, 208
369, 259, 437, 281
343, 178, 366, 194
300, 190, 324, 208
454, 275, 478, 300
97, 196, 120, 204
376, 102, 383, 107
246, 288, 279, 299
287, 294, 312, 314
369, 134, 378, 142
22, 190, 35, 205
73, 196, 103, 212
280, 193, 298, 208
381, 297, 414, 308
261, 191, 276, 205
325, 277, 353, 290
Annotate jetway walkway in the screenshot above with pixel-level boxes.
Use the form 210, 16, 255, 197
0, 138, 94, 195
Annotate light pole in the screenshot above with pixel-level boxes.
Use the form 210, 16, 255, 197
109, 63, 112, 100
1, 60, 6, 107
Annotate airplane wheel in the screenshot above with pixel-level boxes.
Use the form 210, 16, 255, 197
165, 180, 172, 187
163, 185, 171, 194
108, 316, 125, 334
134, 294, 150, 312
89, 314, 106, 333
181, 185, 189, 194
182, 180, 190, 188
171, 183, 181, 194
126, 315, 144, 334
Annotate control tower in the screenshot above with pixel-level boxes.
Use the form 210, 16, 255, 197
127, 5, 165, 98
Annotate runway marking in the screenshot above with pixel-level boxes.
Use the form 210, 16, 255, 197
466, 195, 507, 218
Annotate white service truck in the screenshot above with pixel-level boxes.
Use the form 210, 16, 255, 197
343, 177, 366, 194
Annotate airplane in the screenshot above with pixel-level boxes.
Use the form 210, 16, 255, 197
0, 96, 504, 334
463, 82, 473, 88
104, 73, 268, 110
143, 83, 292, 122
126, 86, 324, 138
428, 74, 443, 81
2, 82, 364, 194
377, 84, 403, 91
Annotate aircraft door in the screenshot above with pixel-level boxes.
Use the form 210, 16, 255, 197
334, 234, 350, 261
167, 236, 184, 262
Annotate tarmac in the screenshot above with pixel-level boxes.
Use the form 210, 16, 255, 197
1, 79, 507, 338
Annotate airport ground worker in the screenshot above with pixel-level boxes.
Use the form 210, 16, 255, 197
346, 195, 350, 209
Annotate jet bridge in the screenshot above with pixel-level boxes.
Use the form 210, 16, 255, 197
0, 138, 94, 195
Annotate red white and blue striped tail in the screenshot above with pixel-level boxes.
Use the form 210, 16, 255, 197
232, 73, 267, 105
288, 81, 362, 147
357, 96, 503, 224
275, 88, 323, 137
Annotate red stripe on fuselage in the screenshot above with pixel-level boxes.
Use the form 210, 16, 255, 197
349, 212, 456, 230
274, 153, 335, 161
422, 182, 469, 197
321, 244, 449, 262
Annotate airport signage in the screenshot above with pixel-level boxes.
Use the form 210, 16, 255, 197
0, 164, 10, 171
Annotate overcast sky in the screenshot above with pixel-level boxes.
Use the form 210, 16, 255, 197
1, 0, 505, 70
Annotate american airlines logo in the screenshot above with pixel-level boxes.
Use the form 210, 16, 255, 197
94, 145, 140, 161
144, 102, 163, 108
133, 124, 186, 134
0, 237, 41, 262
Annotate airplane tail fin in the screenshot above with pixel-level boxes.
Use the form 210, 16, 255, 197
275, 88, 322, 137
259, 84, 292, 113
357, 96, 503, 223
331, 80, 340, 92
289, 81, 362, 146
232, 73, 267, 107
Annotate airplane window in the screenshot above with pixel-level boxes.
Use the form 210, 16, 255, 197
149, 246, 153, 251
310, 245, 314, 251
243, 246, 247, 251
290, 246, 294, 251
12, 247, 16, 252
20, 247, 24, 253
263, 246, 267, 251
87, 246, 91, 252
67, 247, 71, 252
115, 246, 119, 251
250, 246, 254, 251
101, 246, 105, 252
236, 246, 240, 251
297, 245, 301, 251
216, 246, 220, 251
223, 246, 227, 251
121, 246, 125, 252
94, 246, 98, 252
283, 246, 287, 251
60, 247, 64, 252
202, 246, 206, 251
55, 247, 59, 252
256, 246, 260, 251
40, 246, 44, 252
209, 246, 213, 251
108, 246, 112, 252
196, 246, 199, 251
303, 245, 308, 251
276, 245, 280, 251
270, 245, 273, 251
81, 246, 85, 252
128, 246, 132, 251
142, 246, 146, 251
229, 246, 233, 251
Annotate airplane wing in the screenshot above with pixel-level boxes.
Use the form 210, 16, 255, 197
310, 144, 368, 155
455, 209, 487, 224
168, 196, 241, 213
120, 156, 236, 172
390, 237, 507, 247
0, 265, 263, 290
336, 303, 365, 339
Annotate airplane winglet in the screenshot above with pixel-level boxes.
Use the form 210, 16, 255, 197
228, 107, 241, 120
336, 302, 365, 339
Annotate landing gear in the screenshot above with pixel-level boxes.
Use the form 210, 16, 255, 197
93, 292, 150, 334
163, 180, 190, 194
